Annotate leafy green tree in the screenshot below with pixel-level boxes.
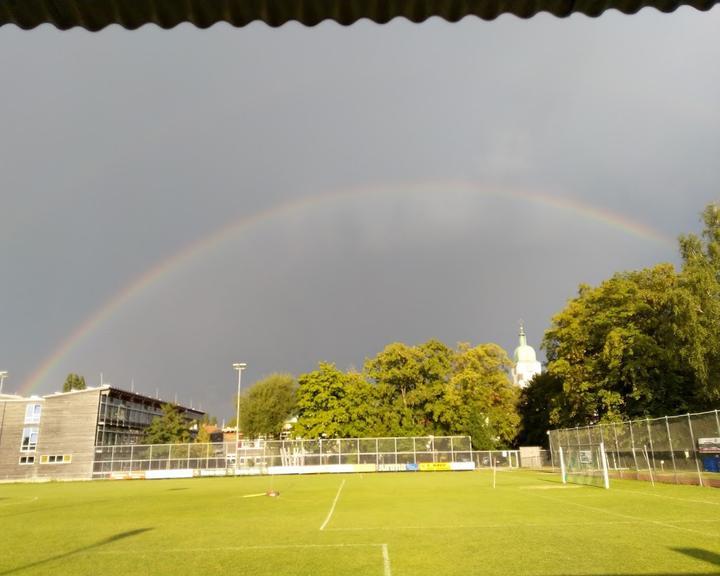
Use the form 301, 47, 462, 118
365, 340, 453, 435
675, 203, 720, 406
294, 363, 387, 438
143, 403, 193, 444
294, 363, 350, 438
364, 340, 518, 445
236, 373, 297, 439
62, 373, 86, 392
341, 372, 389, 437
543, 263, 690, 425
516, 372, 566, 446
437, 343, 518, 449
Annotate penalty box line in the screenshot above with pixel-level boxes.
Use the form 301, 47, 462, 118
534, 492, 718, 539
325, 518, 720, 532
320, 478, 346, 531
93, 543, 392, 576
612, 488, 720, 507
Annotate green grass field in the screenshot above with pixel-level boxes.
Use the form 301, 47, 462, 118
2, 470, 720, 576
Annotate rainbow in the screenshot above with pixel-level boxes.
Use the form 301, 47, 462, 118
19, 181, 674, 395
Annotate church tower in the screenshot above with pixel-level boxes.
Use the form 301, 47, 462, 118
512, 324, 542, 388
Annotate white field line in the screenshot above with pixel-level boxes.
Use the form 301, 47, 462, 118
94, 543, 386, 553
93, 541, 392, 573
382, 543, 392, 576
320, 478, 346, 531
326, 518, 720, 532
534, 492, 718, 538
613, 488, 720, 506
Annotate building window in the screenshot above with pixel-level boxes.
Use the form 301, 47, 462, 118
19, 455, 35, 465
40, 454, 72, 464
20, 428, 38, 452
24, 403, 42, 424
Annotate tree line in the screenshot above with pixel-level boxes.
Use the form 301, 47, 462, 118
235, 340, 519, 449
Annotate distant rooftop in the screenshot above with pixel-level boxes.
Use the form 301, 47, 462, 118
2, 385, 204, 416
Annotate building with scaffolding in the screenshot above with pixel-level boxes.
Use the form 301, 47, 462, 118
0, 385, 203, 481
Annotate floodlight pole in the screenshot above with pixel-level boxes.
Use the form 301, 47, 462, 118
232, 363, 247, 477
0, 371, 7, 394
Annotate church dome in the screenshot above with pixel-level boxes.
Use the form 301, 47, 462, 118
514, 344, 537, 363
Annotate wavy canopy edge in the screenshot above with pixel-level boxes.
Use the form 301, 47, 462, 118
0, 0, 718, 31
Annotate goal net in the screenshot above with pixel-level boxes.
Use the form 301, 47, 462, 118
559, 442, 610, 489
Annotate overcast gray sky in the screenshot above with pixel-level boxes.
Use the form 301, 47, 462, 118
1, 9, 719, 419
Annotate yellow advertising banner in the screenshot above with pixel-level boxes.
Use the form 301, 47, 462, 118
418, 462, 452, 472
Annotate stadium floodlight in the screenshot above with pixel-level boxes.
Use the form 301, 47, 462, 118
232, 363, 247, 476
0, 371, 7, 394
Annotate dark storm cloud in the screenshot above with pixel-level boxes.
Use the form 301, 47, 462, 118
0, 10, 718, 416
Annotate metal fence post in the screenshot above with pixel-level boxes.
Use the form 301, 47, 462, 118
628, 421, 639, 474
687, 413, 704, 487
664, 416, 678, 484
646, 418, 656, 470
612, 423, 622, 478
715, 410, 720, 436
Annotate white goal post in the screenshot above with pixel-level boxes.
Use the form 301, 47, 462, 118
559, 441, 610, 489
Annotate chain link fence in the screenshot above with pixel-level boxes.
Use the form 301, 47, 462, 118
92, 435, 501, 478
548, 409, 720, 487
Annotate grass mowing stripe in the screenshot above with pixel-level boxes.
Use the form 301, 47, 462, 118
534, 492, 718, 539
0, 497, 38, 507
320, 478, 346, 531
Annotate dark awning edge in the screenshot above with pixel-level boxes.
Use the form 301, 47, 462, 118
1, 0, 718, 31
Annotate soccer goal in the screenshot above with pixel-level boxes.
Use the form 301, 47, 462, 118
559, 442, 610, 489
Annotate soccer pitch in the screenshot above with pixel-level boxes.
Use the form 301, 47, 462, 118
2, 471, 719, 576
